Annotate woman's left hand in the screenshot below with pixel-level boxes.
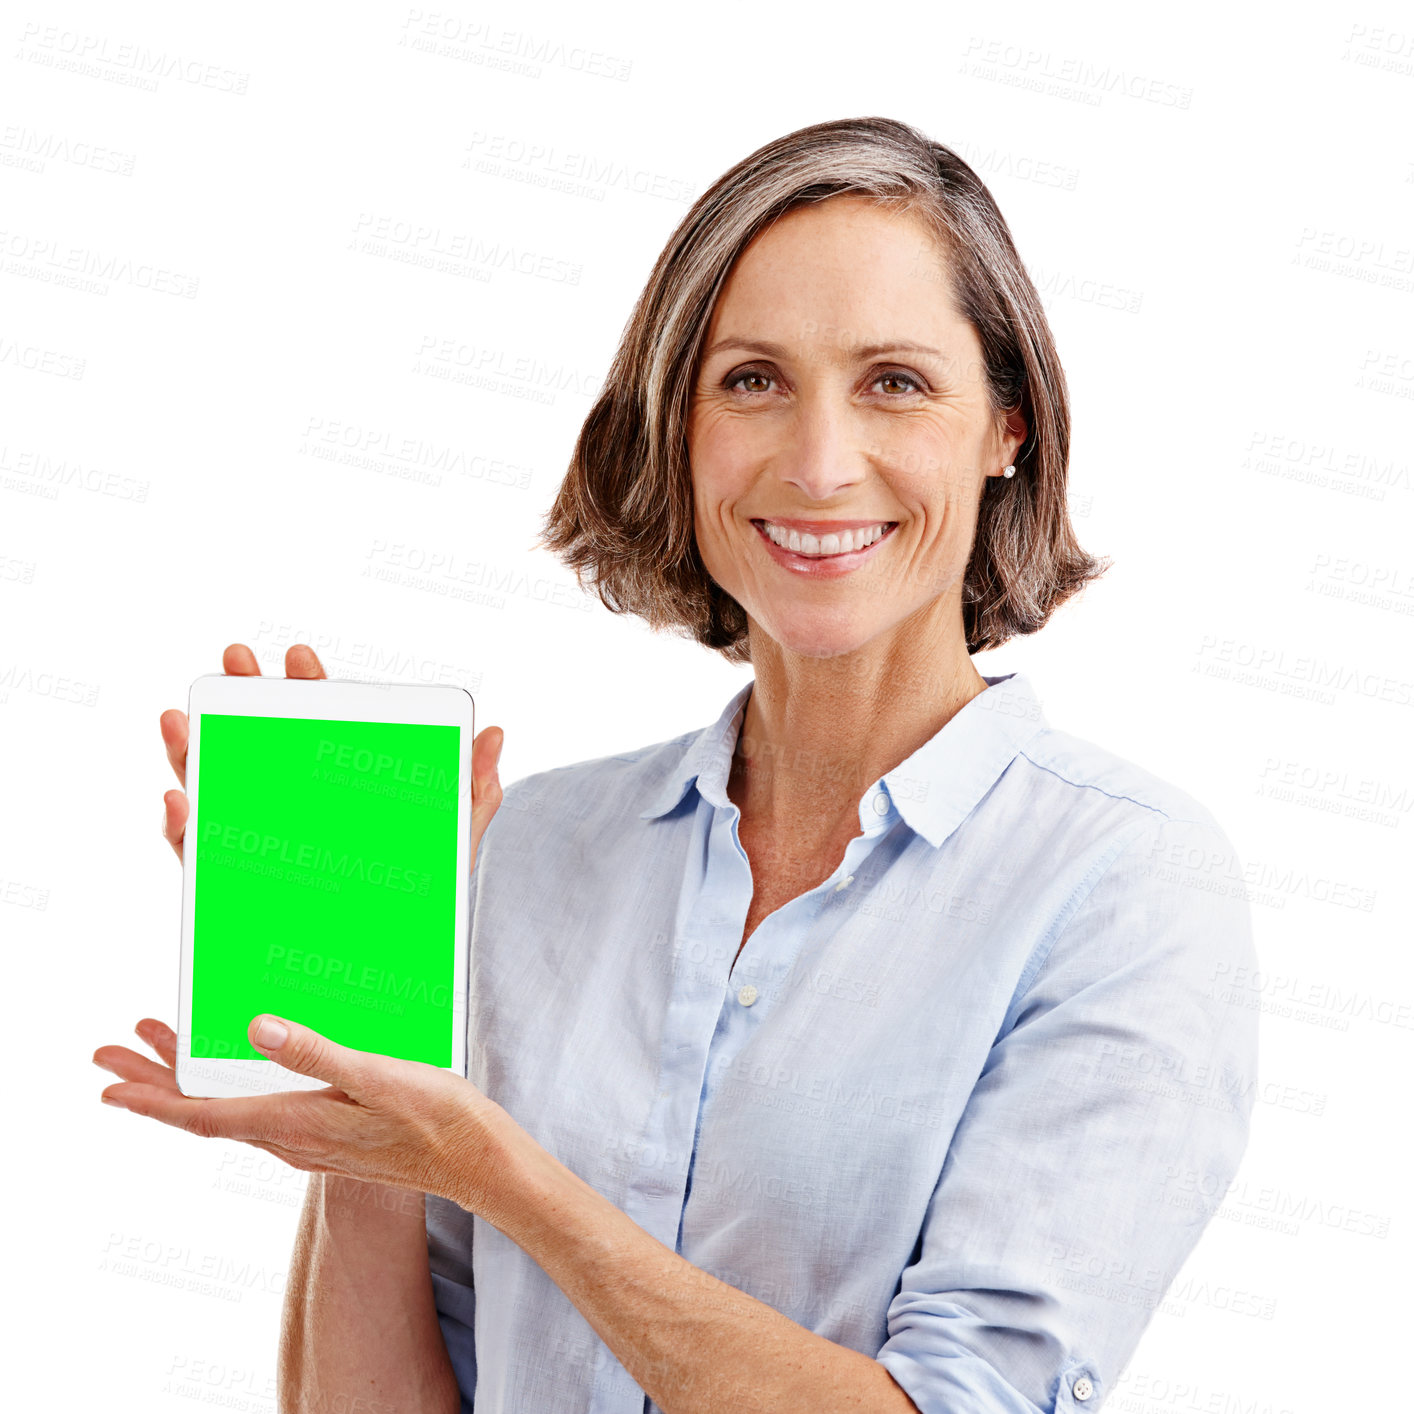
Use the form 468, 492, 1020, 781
93, 1014, 503, 1206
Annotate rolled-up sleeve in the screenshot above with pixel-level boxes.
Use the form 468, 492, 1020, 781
876, 811, 1260, 1414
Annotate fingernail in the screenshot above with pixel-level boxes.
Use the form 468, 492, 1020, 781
102, 1095, 126, 1108
254, 1017, 288, 1051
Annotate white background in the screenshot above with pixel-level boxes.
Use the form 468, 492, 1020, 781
6, 1, 1410, 1408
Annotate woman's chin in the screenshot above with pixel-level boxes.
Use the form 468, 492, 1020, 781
752, 609, 880, 660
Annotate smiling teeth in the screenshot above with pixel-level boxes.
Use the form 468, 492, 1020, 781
762, 522, 890, 556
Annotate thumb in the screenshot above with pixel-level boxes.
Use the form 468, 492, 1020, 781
472, 726, 505, 816
473, 725, 504, 790
248, 1013, 362, 1090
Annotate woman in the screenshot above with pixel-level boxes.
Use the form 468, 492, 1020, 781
97, 117, 1258, 1414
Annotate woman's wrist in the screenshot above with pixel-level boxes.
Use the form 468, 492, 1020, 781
444, 1093, 552, 1232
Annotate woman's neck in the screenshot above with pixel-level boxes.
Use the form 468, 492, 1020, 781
726, 609, 990, 837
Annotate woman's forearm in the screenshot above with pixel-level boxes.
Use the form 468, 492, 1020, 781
465, 1110, 920, 1414
279, 1173, 462, 1414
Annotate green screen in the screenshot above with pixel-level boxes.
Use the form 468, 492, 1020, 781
191, 713, 461, 1065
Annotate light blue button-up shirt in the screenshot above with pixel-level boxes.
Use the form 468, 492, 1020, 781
426, 671, 1259, 1413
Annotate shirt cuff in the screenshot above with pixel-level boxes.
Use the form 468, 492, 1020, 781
877, 1344, 1103, 1414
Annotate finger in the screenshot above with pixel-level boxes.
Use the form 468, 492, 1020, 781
93, 1043, 179, 1091
135, 1017, 178, 1068
161, 788, 188, 861
160, 646, 260, 793
223, 643, 261, 676
471, 725, 504, 812
159, 709, 189, 788
247, 1014, 368, 1095
160, 645, 255, 836
97, 1080, 291, 1143
284, 643, 327, 679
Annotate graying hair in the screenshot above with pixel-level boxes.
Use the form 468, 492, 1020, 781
539, 115, 1109, 662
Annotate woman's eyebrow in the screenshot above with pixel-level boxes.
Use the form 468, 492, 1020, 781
702, 336, 945, 361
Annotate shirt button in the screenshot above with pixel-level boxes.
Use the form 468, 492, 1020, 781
737, 983, 758, 1006
1073, 1376, 1093, 1401
871, 792, 890, 816
833, 874, 855, 892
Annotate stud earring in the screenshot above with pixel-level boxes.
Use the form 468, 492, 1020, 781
1002, 465, 1015, 478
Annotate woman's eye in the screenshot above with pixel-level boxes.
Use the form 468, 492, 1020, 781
726, 368, 774, 394
721, 367, 923, 396
875, 370, 921, 396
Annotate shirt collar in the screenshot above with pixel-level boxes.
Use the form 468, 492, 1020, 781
638, 671, 1049, 850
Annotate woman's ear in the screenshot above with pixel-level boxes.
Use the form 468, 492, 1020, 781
1001, 403, 1028, 468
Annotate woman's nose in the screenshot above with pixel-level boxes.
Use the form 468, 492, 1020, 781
775, 396, 868, 502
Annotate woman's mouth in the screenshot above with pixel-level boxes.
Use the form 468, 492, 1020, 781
750, 518, 898, 576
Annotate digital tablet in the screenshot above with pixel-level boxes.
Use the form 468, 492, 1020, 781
175, 674, 474, 1099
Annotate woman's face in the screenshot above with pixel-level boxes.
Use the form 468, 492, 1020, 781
688, 194, 1025, 661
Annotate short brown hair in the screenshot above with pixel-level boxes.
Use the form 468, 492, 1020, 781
538, 115, 1109, 663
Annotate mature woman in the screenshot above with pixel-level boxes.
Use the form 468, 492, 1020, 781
99, 117, 1257, 1414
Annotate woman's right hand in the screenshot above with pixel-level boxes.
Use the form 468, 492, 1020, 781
159, 642, 504, 864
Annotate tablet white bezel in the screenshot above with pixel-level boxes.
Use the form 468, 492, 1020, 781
175, 673, 474, 1099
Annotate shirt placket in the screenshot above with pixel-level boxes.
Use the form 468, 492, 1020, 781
595, 783, 901, 1414
587, 790, 755, 1414
718, 780, 893, 1001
